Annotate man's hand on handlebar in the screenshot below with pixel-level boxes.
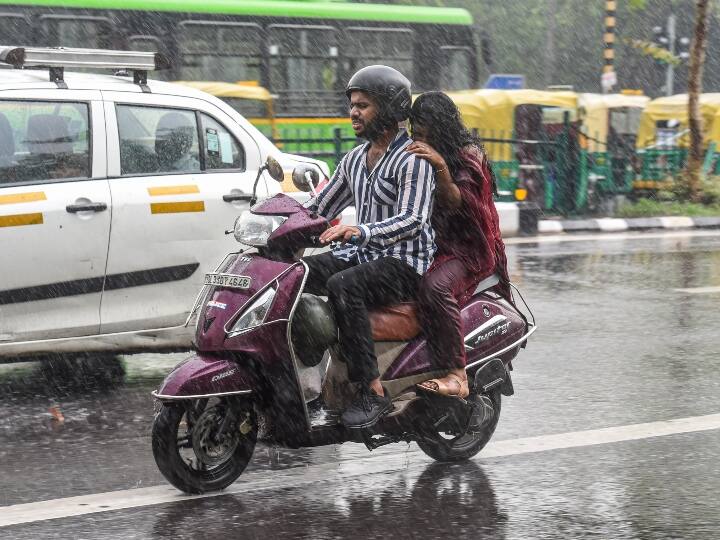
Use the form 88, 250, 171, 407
320, 224, 361, 245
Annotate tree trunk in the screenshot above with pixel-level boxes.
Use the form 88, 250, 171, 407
686, 0, 710, 202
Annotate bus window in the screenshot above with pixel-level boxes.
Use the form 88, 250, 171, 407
127, 35, 169, 80
178, 21, 262, 82
439, 46, 474, 90
346, 27, 414, 78
221, 98, 268, 120
267, 25, 338, 115
0, 13, 30, 50
40, 15, 110, 48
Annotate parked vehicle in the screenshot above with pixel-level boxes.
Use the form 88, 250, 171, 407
445, 89, 580, 209
0, 46, 327, 361
635, 93, 720, 190
151, 159, 536, 494
578, 92, 649, 196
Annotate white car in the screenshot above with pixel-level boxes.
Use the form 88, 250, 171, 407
0, 47, 327, 360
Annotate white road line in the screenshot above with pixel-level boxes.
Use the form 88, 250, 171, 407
505, 229, 720, 245
674, 286, 720, 294
2, 412, 720, 528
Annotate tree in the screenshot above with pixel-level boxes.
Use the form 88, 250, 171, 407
686, 0, 711, 201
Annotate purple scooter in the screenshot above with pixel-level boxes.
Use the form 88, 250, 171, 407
151, 157, 536, 494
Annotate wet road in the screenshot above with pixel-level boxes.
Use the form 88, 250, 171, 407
2, 230, 720, 539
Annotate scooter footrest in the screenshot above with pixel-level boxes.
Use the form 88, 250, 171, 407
309, 406, 341, 428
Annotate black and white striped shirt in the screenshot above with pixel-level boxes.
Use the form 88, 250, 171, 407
312, 129, 436, 274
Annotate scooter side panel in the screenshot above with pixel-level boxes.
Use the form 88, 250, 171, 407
155, 353, 254, 398
382, 294, 526, 380
195, 255, 300, 352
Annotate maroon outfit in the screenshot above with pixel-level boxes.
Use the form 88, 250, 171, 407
418, 148, 511, 369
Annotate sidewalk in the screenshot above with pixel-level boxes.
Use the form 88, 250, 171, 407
536, 216, 720, 235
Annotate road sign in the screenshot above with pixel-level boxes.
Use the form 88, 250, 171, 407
484, 74, 525, 90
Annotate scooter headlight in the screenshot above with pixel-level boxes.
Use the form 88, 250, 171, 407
234, 213, 285, 247
228, 287, 276, 337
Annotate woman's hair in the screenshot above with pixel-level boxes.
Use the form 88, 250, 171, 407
410, 91, 484, 177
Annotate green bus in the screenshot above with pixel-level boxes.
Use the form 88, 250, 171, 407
0, 0, 478, 165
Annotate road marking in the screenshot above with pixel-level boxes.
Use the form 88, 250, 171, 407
0, 192, 46, 205
505, 229, 720, 245
674, 286, 720, 294
0, 212, 43, 228
150, 201, 205, 214
2, 412, 720, 528
147, 185, 199, 196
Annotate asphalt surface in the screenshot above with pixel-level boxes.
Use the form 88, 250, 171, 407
2, 230, 720, 539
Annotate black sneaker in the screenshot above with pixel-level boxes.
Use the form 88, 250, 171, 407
340, 386, 392, 429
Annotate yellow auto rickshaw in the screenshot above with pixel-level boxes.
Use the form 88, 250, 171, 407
634, 93, 720, 189
446, 89, 580, 208
578, 92, 650, 193
174, 81, 278, 140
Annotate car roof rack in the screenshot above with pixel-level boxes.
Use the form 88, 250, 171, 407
0, 46, 170, 92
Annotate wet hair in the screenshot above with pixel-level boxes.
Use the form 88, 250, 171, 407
410, 91, 492, 187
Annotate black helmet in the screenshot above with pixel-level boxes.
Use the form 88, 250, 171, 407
345, 65, 411, 122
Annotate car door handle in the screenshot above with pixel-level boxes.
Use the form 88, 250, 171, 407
66, 202, 108, 213
222, 192, 252, 203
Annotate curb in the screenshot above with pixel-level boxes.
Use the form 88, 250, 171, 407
538, 216, 720, 234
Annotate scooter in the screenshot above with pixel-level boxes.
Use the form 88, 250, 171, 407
151, 157, 537, 494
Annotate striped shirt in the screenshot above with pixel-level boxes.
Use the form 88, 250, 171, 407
311, 129, 436, 274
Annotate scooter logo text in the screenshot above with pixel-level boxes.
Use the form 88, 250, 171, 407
211, 369, 237, 383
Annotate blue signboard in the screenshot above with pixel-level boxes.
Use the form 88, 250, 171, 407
484, 74, 526, 90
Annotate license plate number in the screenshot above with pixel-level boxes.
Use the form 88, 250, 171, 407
204, 273, 252, 289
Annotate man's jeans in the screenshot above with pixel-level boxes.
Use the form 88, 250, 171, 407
302, 252, 420, 385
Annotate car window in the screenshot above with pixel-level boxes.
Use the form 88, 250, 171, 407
117, 105, 200, 175
200, 113, 245, 171
0, 100, 91, 185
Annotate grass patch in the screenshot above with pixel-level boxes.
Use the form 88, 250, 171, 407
616, 198, 720, 218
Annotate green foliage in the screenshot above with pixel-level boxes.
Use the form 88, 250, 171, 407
616, 197, 720, 218
627, 38, 682, 65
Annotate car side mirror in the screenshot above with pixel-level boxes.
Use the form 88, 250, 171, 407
292, 164, 320, 192
265, 156, 284, 183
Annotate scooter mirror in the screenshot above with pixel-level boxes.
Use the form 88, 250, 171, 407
265, 156, 284, 183
291, 164, 320, 192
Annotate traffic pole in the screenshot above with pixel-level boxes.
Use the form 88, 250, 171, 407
602, 0, 616, 93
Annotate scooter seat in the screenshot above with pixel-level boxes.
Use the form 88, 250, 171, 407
369, 302, 420, 341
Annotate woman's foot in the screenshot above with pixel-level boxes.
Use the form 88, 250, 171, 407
417, 371, 469, 398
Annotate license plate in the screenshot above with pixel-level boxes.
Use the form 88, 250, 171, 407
204, 273, 252, 289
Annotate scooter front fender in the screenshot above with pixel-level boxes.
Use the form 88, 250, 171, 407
152, 353, 254, 401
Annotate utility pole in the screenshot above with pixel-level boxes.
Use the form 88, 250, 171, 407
665, 14, 676, 96
545, 0, 557, 87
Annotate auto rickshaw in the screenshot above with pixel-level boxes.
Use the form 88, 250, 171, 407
635, 93, 720, 189
578, 92, 650, 195
446, 89, 580, 211
174, 81, 278, 141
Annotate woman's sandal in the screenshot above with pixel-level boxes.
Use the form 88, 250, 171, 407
416, 373, 469, 399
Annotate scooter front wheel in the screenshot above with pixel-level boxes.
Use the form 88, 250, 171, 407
152, 397, 257, 494
416, 392, 501, 462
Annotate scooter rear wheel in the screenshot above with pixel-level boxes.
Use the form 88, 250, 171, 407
416, 392, 501, 462
152, 397, 257, 494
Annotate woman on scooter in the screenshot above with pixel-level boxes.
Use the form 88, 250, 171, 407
407, 91, 511, 398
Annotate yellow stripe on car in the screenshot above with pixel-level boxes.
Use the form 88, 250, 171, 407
150, 201, 205, 214
147, 185, 200, 196
0, 212, 44, 227
0, 192, 47, 205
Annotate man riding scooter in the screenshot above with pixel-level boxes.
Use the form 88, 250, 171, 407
303, 65, 436, 429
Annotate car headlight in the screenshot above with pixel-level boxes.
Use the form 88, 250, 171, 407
234, 212, 285, 247
227, 287, 276, 337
